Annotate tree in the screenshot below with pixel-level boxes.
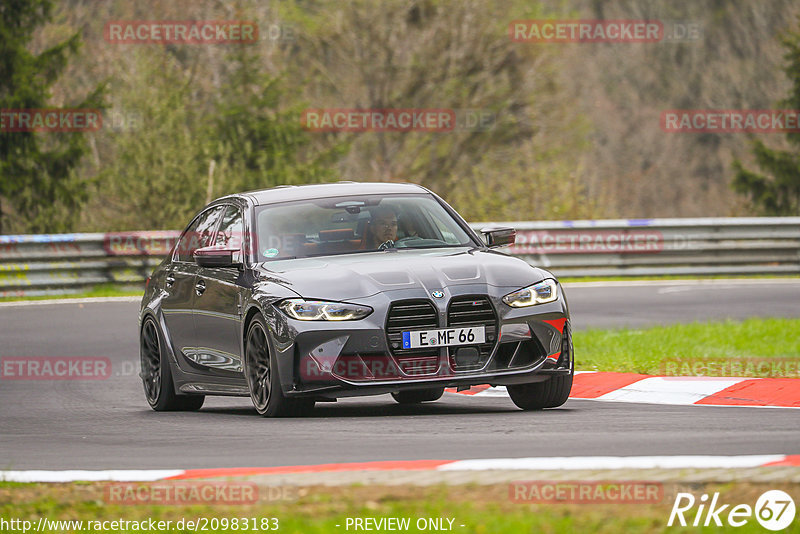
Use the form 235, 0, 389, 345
93, 46, 344, 231
211, 48, 346, 195
278, 0, 593, 222
732, 20, 800, 215
0, 0, 105, 233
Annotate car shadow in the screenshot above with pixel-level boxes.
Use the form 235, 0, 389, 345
196, 397, 578, 419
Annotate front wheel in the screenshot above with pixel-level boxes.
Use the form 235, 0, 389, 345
245, 314, 314, 417
507, 325, 573, 410
140, 316, 204, 411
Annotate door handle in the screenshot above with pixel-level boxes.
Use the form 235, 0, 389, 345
165, 274, 175, 287
195, 279, 206, 296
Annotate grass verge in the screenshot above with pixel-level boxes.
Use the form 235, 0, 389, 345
0, 284, 142, 303
574, 318, 800, 376
2, 482, 798, 533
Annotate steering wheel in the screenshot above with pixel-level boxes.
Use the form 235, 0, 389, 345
393, 236, 448, 248
393, 236, 422, 248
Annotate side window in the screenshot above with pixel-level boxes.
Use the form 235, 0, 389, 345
396, 205, 423, 239
215, 206, 244, 249
176, 206, 224, 262
426, 211, 459, 244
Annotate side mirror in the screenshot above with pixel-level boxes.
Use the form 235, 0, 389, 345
194, 246, 242, 268
481, 226, 516, 248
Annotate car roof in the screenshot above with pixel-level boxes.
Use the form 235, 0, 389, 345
229, 182, 431, 206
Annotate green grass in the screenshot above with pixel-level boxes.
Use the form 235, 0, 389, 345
0, 284, 142, 302
3, 483, 797, 533
574, 318, 800, 376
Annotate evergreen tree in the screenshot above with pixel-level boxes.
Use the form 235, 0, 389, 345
0, 0, 105, 233
733, 21, 800, 215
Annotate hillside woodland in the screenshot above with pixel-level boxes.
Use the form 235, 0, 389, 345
2, 0, 799, 233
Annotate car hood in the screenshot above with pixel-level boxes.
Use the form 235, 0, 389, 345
254, 248, 548, 300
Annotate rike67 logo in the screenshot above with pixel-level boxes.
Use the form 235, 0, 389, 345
669, 490, 796, 530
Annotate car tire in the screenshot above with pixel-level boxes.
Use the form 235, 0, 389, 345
391, 387, 445, 404
245, 313, 314, 417
507, 325, 574, 410
140, 316, 205, 411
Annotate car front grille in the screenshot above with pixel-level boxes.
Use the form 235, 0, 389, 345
386, 300, 440, 375
447, 296, 497, 371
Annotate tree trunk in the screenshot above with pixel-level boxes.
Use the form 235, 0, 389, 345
205, 160, 216, 205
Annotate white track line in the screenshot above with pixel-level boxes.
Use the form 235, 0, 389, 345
1, 455, 794, 482
594, 377, 748, 405
438, 455, 789, 471
0, 469, 183, 482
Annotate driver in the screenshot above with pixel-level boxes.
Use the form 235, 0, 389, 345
362, 206, 398, 249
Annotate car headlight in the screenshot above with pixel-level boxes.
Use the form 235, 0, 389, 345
502, 279, 558, 307
276, 299, 373, 321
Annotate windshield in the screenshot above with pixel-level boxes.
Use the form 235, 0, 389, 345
253, 194, 476, 261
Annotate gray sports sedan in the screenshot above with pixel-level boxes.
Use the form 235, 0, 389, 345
139, 182, 573, 416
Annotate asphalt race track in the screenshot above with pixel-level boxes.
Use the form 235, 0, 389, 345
1, 280, 798, 470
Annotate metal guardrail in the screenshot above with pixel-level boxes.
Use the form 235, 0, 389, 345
475, 217, 800, 278
0, 231, 179, 297
1, 218, 798, 297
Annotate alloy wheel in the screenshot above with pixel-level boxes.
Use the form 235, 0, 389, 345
140, 318, 162, 404
246, 322, 271, 411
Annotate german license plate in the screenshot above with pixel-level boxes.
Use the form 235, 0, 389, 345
402, 326, 485, 349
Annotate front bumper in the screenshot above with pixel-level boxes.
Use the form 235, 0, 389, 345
270, 286, 572, 399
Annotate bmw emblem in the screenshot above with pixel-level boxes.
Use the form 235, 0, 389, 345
431, 290, 444, 299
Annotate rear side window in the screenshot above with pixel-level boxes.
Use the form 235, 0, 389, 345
176, 206, 224, 262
